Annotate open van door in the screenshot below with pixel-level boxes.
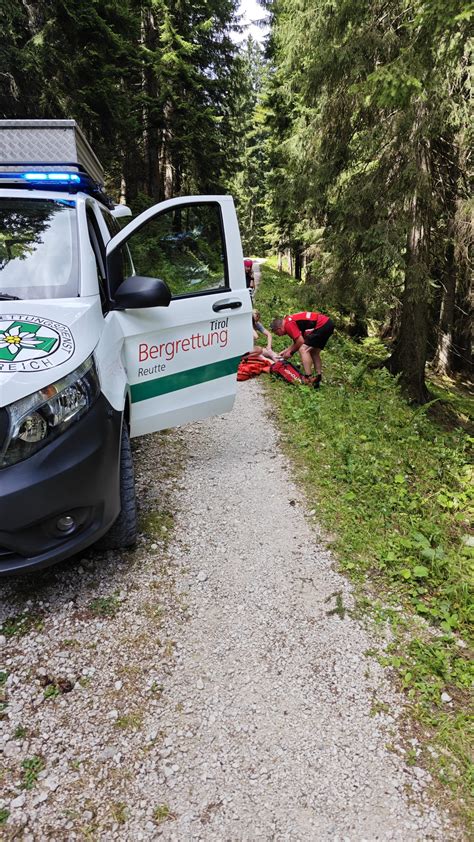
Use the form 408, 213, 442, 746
105, 196, 252, 437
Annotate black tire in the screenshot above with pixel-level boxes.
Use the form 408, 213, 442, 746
96, 423, 137, 550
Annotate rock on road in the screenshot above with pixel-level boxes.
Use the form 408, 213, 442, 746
1, 380, 452, 840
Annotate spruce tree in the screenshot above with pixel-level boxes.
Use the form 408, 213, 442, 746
265, 0, 472, 401
228, 37, 270, 254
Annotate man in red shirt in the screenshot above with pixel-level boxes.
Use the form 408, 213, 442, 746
270, 311, 334, 386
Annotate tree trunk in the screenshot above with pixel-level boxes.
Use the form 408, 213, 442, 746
141, 7, 161, 201
387, 121, 432, 403
380, 303, 402, 344
122, 146, 140, 204
431, 134, 463, 375
146, 122, 161, 201
295, 245, 302, 280
451, 201, 473, 375
347, 311, 368, 340
452, 255, 473, 375
119, 172, 127, 205
432, 235, 456, 375
159, 102, 175, 200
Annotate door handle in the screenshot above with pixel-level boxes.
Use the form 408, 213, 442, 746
212, 299, 242, 312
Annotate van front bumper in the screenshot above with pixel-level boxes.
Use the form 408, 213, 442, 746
0, 394, 122, 575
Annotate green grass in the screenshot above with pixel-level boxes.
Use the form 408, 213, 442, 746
0, 670, 7, 714
21, 755, 45, 790
256, 262, 474, 823
428, 375, 474, 424
114, 712, 143, 730
139, 510, 174, 539
1, 612, 44, 638
43, 683, 60, 700
153, 804, 176, 824
110, 801, 128, 824
14, 725, 28, 739
88, 595, 120, 618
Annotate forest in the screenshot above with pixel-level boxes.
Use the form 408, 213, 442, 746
1, 0, 471, 403
1, 0, 473, 823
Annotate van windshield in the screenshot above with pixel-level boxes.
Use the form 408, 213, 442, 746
0, 198, 78, 300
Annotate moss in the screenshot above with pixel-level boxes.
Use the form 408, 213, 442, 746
139, 511, 174, 538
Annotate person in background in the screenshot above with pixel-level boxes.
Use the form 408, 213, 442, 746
252, 310, 280, 361
270, 311, 334, 387
244, 259, 255, 293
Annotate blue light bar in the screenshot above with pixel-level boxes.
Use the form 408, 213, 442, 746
23, 172, 81, 183
0, 165, 112, 205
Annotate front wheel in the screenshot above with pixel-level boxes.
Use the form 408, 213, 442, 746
96, 423, 137, 550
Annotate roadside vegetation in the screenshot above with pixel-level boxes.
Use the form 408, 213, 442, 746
256, 262, 473, 824
2, 0, 471, 828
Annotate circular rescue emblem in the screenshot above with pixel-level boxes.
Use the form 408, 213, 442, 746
0, 314, 75, 372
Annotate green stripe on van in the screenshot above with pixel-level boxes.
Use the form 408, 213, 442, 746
130, 355, 242, 403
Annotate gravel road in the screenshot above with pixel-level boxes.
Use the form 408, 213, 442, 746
1, 379, 453, 840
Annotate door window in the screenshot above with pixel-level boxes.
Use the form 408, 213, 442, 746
119, 203, 228, 298
99, 208, 121, 240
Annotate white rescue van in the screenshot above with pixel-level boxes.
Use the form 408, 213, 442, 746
0, 120, 252, 574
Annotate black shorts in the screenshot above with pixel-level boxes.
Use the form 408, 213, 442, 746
304, 319, 334, 350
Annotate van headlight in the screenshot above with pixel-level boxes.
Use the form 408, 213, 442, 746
1, 356, 100, 468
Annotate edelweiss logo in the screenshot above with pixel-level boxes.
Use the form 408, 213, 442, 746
0, 322, 58, 358
0, 315, 75, 372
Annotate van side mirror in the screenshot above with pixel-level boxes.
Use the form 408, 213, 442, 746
111, 205, 132, 219
113, 276, 172, 309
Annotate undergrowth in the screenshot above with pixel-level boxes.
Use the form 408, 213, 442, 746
256, 262, 473, 825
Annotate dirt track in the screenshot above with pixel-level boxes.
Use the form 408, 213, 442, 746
0, 380, 452, 839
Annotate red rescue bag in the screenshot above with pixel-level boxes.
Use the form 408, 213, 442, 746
237, 355, 271, 381
270, 359, 307, 384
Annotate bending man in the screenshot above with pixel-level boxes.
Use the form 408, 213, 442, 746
270, 311, 334, 386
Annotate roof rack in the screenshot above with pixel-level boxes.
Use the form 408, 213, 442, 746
0, 120, 114, 207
